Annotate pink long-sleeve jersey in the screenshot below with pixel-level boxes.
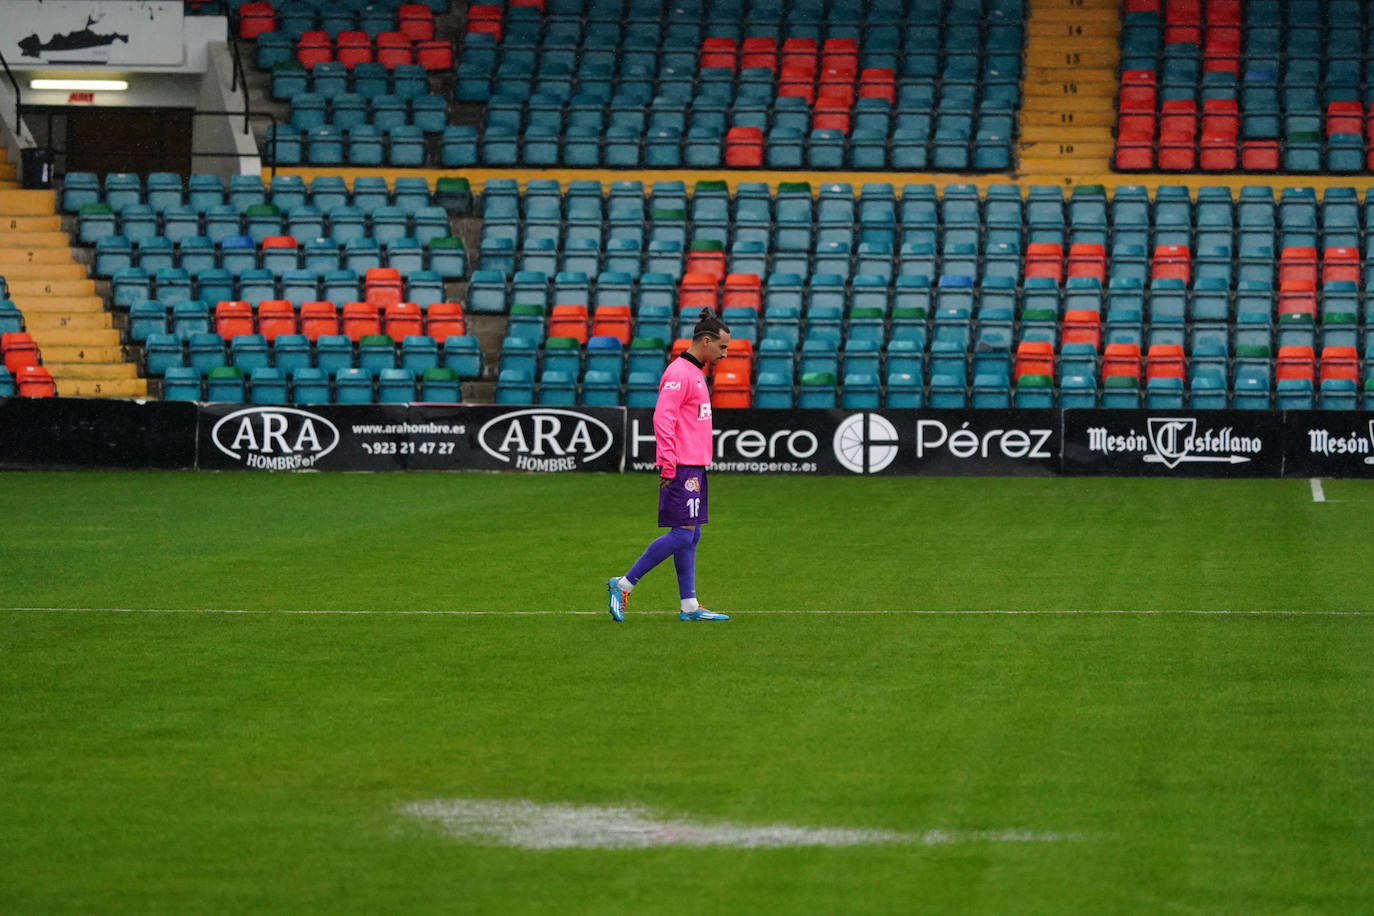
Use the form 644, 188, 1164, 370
653, 354, 713, 478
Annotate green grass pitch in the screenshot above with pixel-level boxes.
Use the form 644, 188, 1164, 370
2, 471, 1373, 914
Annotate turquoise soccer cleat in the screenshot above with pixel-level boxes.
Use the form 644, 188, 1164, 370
679, 607, 729, 621
606, 577, 626, 622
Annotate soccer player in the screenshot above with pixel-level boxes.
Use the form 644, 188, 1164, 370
607, 309, 731, 622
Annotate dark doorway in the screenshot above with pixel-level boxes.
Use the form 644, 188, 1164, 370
31, 107, 194, 179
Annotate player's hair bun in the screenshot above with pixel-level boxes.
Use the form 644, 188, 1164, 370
698, 307, 715, 322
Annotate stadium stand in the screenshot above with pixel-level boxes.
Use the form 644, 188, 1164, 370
15, 0, 1374, 411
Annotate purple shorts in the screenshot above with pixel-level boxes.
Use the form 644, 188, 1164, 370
658, 466, 708, 527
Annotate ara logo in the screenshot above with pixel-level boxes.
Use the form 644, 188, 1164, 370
477, 408, 615, 472
211, 407, 340, 470
833, 413, 900, 474
1087, 418, 1261, 469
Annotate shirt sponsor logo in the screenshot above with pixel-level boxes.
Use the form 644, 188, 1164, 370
478, 408, 615, 472
663, 380, 681, 390
210, 406, 339, 470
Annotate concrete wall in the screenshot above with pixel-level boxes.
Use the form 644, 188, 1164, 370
193, 41, 261, 180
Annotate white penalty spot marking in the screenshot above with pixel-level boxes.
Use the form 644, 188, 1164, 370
399, 798, 1086, 850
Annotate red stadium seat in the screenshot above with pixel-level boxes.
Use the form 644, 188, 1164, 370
1152, 245, 1191, 283
591, 305, 633, 345
1159, 99, 1197, 140
781, 37, 818, 72
1102, 342, 1142, 381
1277, 281, 1317, 320
1320, 346, 1359, 382
1062, 310, 1102, 350
238, 1, 277, 40
341, 301, 382, 342
1, 331, 41, 372
15, 365, 56, 398
1014, 340, 1055, 381
723, 127, 764, 167
685, 247, 726, 282
1276, 345, 1315, 382
1278, 247, 1318, 285
740, 37, 777, 71
678, 273, 720, 312
714, 338, 753, 380
415, 39, 453, 71
1241, 139, 1279, 170
397, 4, 436, 42
215, 300, 254, 341
425, 302, 466, 340
1067, 243, 1107, 282
335, 31, 374, 69
1115, 129, 1156, 170
299, 301, 340, 342
296, 31, 333, 69
700, 37, 737, 71
384, 301, 424, 340
1156, 130, 1196, 170
710, 368, 752, 409
375, 32, 414, 69
721, 273, 762, 311
256, 300, 297, 342
548, 304, 589, 344
813, 95, 851, 134
1321, 247, 1361, 285
364, 267, 403, 306
1145, 343, 1186, 380
1024, 242, 1064, 282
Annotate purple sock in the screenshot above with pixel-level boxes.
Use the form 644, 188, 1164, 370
673, 526, 702, 600
625, 526, 696, 585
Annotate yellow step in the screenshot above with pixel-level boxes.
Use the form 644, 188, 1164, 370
54, 377, 148, 398
7, 278, 96, 297
0, 248, 81, 267
1026, 66, 1116, 82
29, 327, 121, 348
21, 311, 114, 330
0, 231, 76, 248
1019, 125, 1120, 142
1021, 110, 1117, 128
0, 189, 58, 216
0, 163, 15, 182
1023, 80, 1118, 100
10, 295, 104, 312
1025, 48, 1119, 68
0, 215, 62, 233
1020, 158, 1113, 175
36, 346, 123, 362
1019, 140, 1116, 158
0, 262, 87, 279
1028, 13, 1120, 32
45, 360, 139, 379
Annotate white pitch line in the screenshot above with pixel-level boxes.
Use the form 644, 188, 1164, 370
400, 798, 1088, 850
1311, 477, 1327, 503
3, 606, 1372, 618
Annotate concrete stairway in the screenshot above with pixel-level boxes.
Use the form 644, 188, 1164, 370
0, 182, 145, 398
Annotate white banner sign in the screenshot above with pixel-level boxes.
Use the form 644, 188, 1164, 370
3, 1, 184, 67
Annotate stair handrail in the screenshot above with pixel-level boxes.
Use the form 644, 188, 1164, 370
0, 47, 20, 140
